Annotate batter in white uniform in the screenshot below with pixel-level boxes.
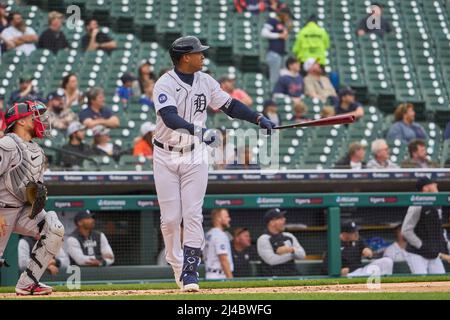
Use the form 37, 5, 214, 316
153, 36, 275, 292
0, 101, 65, 295
204, 208, 233, 280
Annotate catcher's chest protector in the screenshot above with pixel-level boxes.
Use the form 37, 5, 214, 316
1, 133, 45, 203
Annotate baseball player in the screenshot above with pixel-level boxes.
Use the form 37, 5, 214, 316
204, 208, 234, 279
0, 100, 65, 295
153, 36, 275, 291
402, 177, 450, 274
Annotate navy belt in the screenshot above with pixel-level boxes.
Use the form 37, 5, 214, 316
154, 139, 195, 154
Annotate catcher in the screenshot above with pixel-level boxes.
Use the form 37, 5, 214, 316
0, 100, 64, 295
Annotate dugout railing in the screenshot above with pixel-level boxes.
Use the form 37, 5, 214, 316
1, 193, 450, 286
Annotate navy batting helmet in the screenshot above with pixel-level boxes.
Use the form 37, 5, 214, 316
169, 36, 209, 64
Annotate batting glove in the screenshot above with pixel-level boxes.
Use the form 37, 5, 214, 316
202, 128, 221, 147
257, 115, 277, 135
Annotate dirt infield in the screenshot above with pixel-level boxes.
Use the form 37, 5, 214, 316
1, 281, 450, 299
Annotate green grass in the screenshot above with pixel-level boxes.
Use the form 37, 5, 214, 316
5, 292, 450, 300
1, 275, 450, 294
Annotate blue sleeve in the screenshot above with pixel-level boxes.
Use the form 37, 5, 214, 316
78, 110, 89, 123
272, 76, 287, 94
445, 123, 450, 140
220, 99, 259, 124
386, 123, 401, 141
102, 107, 113, 118
159, 106, 195, 135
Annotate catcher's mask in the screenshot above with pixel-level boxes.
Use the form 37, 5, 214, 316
4, 100, 51, 139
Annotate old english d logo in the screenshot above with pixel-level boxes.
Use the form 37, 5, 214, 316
193, 93, 207, 114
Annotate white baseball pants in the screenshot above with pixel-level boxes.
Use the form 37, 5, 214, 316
405, 252, 445, 275
347, 257, 394, 277
153, 146, 209, 272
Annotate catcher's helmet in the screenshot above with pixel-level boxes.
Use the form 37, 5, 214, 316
4, 100, 50, 138
169, 36, 209, 64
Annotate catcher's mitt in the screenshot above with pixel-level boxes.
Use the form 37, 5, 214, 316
25, 181, 48, 219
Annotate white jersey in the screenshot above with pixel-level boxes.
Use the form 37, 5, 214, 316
204, 227, 234, 272
153, 69, 231, 147
383, 242, 408, 262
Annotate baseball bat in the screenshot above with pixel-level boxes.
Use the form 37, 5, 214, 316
274, 114, 356, 130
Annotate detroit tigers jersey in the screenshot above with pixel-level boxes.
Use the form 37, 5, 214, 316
204, 227, 234, 272
153, 69, 231, 147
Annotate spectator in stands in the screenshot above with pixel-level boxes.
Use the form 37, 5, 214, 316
335, 142, 367, 169
46, 89, 77, 131
267, 0, 289, 13
62, 73, 84, 109
9, 74, 41, 105
272, 56, 304, 102
219, 76, 253, 107
322, 221, 393, 276
335, 87, 364, 120
444, 122, 450, 140
81, 18, 117, 53
231, 227, 257, 277
79, 87, 120, 129
401, 139, 439, 168
356, 2, 392, 38
91, 125, 122, 162
66, 211, 115, 267
402, 178, 450, 274
116, 72, 136, 105
1, 11, 37, 56
132, 60, 157, 97
234, 0, 266, 14
225, 146, 260, 170
386, 103, 427, 143
38, 11, 68, 54
292, 14, 330, 66
204, 209, 234, 279
18, 235, 69, 275
303, 58, 337, 104
366, 139, 399, 169
320, 105, 336, 118
292, 100, 309, 123
257, 208, 306, 276
0, 3, 9, 53
0, 3, 8, 33
60, 122, 92, 169
261, 7, 292, 88
133, 121, 155, 159
383, 223, 408, 263
139, 79, 155, 108
262, 99, 281, 126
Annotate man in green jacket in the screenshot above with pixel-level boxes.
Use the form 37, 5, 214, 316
292, 15, 330, 65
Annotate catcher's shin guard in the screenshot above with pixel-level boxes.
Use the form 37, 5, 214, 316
16, 211, 64, 288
